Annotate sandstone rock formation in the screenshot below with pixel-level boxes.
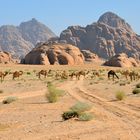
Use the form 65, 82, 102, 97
81, 50, 101, 63
53, 12, 140, 60
0, 18, 56, 58
22, 43, 84, 65
103, 53, 139, 67
0, 51, 15, 64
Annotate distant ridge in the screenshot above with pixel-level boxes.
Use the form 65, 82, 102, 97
0, 18, 56, 58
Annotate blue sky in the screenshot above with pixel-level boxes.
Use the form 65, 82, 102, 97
0, 0, 139, 35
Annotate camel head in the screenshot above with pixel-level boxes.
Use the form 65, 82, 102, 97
19, 71, 23, 75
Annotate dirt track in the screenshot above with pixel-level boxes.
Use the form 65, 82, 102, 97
59, 80, 140, 140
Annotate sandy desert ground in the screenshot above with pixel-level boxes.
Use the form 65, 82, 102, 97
0, 64, 140, 140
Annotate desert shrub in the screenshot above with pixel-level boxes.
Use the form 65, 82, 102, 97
115, 91, 126, 100
89, 82, 93, 85
70, 102, 92, 113
62, 111, 79, 120
127, 81, 131, 84
2, 96, 18, 104
46, 83, 65, 103
0, 90, 3, 94
79, 113, 93, 121
98, 77, 104, 81
27, 72, 31, 75
62, 102, 93, 121
136, 83, 140, 88
132, 88, 140, 94
47, 92, 58, 103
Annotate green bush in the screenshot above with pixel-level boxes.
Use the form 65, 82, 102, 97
70, 102, 92, 113
46, 83, 65, 103
132, 88, 140, 94
115, 91, 126, 100
136, 83, 140, 88
27, 72, 31, 75
79, 113, 93, 121
2, 96, 18, 104
62, 102, 93, 121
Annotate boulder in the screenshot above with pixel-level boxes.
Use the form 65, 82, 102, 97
103, 53, 139, 67
22, 43, 84, 65
0, 51, 15, 64
81, 50, 101, 62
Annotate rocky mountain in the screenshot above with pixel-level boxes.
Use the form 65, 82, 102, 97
0, 19, 56, 58
54, 12, 140, 60
19, 18, 56, 45
22, 43, 84, 65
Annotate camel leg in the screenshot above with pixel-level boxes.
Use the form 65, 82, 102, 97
108, 74, 110, 80
130, 75, 132, 81
113, 74, 114, 81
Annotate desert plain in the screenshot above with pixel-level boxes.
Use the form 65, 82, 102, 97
0, 64, 140, 140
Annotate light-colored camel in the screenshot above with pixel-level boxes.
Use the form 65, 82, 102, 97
121, 70, 139, 81
129, 71, 139, 81
121, 70, 130, 80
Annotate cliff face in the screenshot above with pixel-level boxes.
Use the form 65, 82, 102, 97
57, 12, 140, 60
0, 19, 56, 58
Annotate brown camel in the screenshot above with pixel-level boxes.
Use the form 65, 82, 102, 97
108, 70, 119, 81
69, 71, 76, 79
69, 70, 89, 80
92, 71, 100, 77
0, 71, 8, 82
12, 71, 23, 80
61, 70, 68, 79
38, 70, 47, 79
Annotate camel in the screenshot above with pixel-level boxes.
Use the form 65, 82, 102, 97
121, 70, 130, 80
69, 71, 76, 79
121, 70, 139, 81
12, 71, 23, 80
92, 71, 100, 78
129, 71, 139, 81
69, 70, 88, 80
108, 70, 119, 81
76, 71, 86, 80
61, 70, 68, 79
0, 71, 8, 82
38, 70, 48, 79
